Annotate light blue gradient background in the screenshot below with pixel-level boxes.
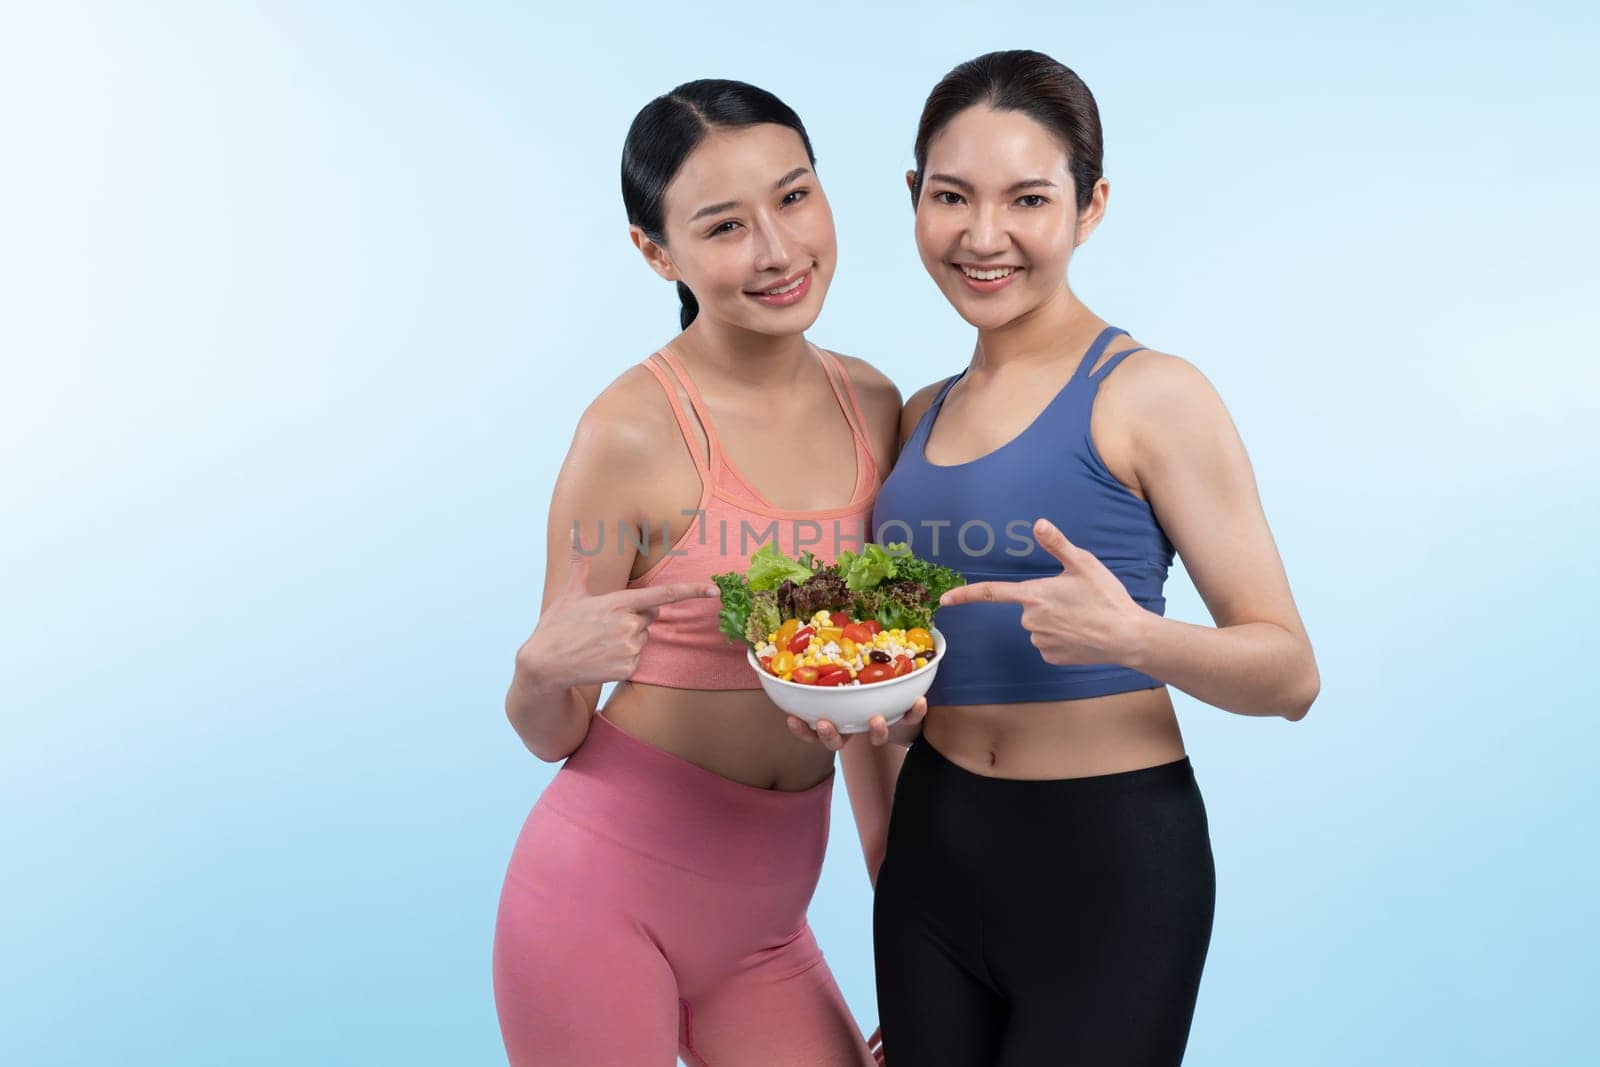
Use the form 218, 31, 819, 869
3, 2, 1595, 1064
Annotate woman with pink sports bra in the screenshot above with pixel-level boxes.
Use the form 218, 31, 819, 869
492, 79, 919, 1066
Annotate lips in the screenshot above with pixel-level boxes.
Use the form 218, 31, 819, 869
952, 263, 1023, 293
746, 268, 813, 308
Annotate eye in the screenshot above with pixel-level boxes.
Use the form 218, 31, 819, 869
781, 188, 809, 207
708, 220, 741, 237
1016, 194, 1048, 208
933, 190, 965, 205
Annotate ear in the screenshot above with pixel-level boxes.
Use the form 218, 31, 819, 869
1073, 177, 1110, 248
629, 225, 678, 282
905, 169, 918, 208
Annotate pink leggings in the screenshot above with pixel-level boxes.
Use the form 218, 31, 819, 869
493, 712, 876, 1066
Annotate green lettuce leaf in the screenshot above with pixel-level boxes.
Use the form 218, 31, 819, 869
712, 571, 752, 644
747, 543, 816, 592
889, 553, 967, 606
841, 542, 910, 592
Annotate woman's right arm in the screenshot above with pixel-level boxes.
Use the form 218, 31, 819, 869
505, 388, 717, 761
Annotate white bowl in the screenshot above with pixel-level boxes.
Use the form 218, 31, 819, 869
748, 628, 946, 734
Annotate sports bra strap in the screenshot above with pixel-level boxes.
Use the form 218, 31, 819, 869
642, 352, 714, 473
1073, 326, 1130, 380
812, 346, 870, 447
914, 371, 966, 445
1089, 346, 1147, 382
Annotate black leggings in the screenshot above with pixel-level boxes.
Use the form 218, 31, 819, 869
874, 737, 1215, 1066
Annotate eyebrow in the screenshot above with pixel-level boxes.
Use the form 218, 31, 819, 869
926, 174, 1059, 194
687, 166, 814, 223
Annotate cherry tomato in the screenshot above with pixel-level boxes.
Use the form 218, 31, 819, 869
857, 663, 895, 685
829, 611, 851, 628
759, 655, 774, 672
906, 627, 932, 651
790, 665, 821, 686
861, 619, 883, 637
841, 622, 872, 645
771, 650, 797, 675
891, 655, 913, 677
787, 627, 815, 654
777, 618, 801, 644
815, 668, 851, 687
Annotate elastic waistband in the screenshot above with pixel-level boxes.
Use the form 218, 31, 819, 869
908, 735, 1195, 803
539, 713, 833, 885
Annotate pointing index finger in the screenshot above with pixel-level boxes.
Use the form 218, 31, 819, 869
602, 581, 722, 612
940, 580, 1028, 607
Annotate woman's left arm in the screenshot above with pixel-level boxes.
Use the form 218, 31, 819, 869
1120, 353, 1319, 719
941, 353, 1320, 720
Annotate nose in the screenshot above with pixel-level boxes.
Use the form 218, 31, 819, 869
751, 211, 794, 274
961, 202, 1007, 258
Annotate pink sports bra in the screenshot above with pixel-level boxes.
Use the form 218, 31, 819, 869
625, 344, 880, 690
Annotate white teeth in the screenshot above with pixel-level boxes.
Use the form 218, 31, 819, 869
960, 265, 1018, 281
761, 274, 805, 295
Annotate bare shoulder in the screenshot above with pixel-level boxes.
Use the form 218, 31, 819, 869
826, 350, 903, 421
822, 349, 904, 467
1094, 348, 1248, 499
565, 361, 679, 472
1098, 348, 1231, 440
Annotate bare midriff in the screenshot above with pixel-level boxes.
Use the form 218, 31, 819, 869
601, 682, 838, 792
922, 686, 1187, 780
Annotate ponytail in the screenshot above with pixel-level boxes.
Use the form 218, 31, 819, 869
676, 282, 700, 329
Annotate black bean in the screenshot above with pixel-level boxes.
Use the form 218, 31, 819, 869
916, 649, 936, 661
869, 650, 891, 664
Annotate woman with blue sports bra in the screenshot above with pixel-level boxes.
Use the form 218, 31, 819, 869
790, 51, 1321, 1065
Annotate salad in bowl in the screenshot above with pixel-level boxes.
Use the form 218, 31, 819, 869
712, 542, 964, 732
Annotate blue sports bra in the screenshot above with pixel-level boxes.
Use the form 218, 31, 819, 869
872, 326, 1175, 705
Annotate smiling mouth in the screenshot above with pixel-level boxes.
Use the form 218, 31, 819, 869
743, 267, 815, 308
759, 276, 804, 295
747, 269, 809, 296
956, 264, 1022, 281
